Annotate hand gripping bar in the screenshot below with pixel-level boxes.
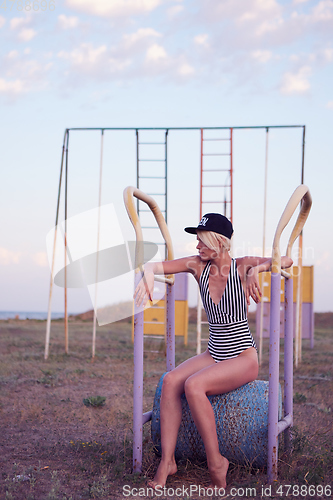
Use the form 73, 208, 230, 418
123, 186, 175, 285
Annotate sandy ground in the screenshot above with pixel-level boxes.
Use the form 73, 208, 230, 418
0, 315, 332, 499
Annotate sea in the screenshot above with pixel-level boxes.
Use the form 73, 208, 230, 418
0, 311, 65, 320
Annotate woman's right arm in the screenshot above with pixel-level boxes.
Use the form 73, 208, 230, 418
134, 256, 200, 307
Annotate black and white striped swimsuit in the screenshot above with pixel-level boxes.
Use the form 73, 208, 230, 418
199, 258, 257, 362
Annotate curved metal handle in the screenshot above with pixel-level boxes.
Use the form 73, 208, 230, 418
123, 186, 175, 284
272, 185, 312, 274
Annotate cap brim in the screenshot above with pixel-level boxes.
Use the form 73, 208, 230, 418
184, 227, 198, 234
184, 226, 211, 234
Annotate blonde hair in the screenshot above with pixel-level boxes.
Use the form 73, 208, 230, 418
197, 230, 231, 253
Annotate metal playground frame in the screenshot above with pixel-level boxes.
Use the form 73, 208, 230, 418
124, 184, 312, 483
44, 125, 311, 483
45, 125, 307, 364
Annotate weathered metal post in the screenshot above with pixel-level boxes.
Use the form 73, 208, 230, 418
268, 184, 312, 482
123, 186, 175, 474
166, 281, 175, 372
133, 270, 144, 473
284, 275, 294, 452
268, 271, 281, 482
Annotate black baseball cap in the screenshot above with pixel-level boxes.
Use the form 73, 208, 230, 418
184, 213, 233, 239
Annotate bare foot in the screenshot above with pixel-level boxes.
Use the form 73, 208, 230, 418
147, 459, 177, 489
207, 455, 229, 489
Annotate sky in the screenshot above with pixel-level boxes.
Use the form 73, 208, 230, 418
0, 0, 332, 315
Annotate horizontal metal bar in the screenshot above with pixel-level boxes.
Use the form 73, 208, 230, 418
138, 176, 166, 179
203, 138, 230, 141
202, 169, 231, 172
138, 208, 166, 213
142, 411, 152, 425
202, 153, 230, 156
278, 413, 293, 434
145, 193, 166, 196
68, 125, 305, 132
155, 275, 173, 284
202, 200, 230, 204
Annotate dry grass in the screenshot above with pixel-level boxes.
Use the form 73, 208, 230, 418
0, 314, 332, 499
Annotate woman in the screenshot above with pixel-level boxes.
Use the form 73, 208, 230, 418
134, 213, 292, 489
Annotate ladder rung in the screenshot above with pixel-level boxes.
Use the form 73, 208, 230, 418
202, 168, 231, 172
202, 200, 224, 203
203, 138, 230, 141
202, 153, 230, 157
138, 159, 165, 162
202, 202, 231, 206
139, 176, 165, 179
139, 208, 166, 213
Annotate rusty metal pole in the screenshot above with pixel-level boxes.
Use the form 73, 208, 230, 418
259, 128, 269, 365
92, 129, 104, 359
64, 131, 69, 354
45, 129, 68, 359
284, 274, 294, 452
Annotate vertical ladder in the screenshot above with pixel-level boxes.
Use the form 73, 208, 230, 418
197, 128, 233, 354
136, 129, 168, 346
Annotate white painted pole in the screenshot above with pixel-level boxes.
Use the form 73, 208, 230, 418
92, 130, 104, 359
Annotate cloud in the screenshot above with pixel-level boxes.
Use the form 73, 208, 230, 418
58, 14, 79, 30
194, 34, 210, 48
0, 248, 22, 265
311, 0, 333, 22
0, 78, 26, 97
10, 15, 37, 41
0, 15, 5, 28
251, 50, 273, 63
327, 101, 333, 109
145, 43, 168, 62
65, 0, 162, 18
58, 43, 131, 78
178, 62, 195, 77
10, 17, 27, 30
122, 28, 161, 49
18, 28, 37, 42
32, 252, 49, 267
1, 50, 52, 99
167, 4, 184, 17
280, 65, 311, 94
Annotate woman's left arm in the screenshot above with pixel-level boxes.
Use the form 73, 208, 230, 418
237, 256, 293, 305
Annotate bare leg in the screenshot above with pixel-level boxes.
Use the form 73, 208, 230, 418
184, 348, 258, 488
148, 350, 215, 488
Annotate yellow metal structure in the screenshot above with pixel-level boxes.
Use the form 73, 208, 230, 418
134, 300, 188, 345
259, 266, 314, 303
